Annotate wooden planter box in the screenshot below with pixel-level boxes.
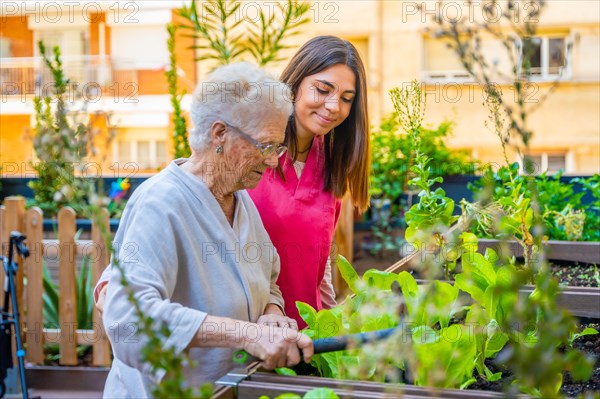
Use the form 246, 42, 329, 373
475, 239, 600, 318
212, 369, 528, 399
411, 279, 600, 319
477, 239, 600, 265
525, 285, 600, 319
396, 238, 600, 318
25, 366, 109, 391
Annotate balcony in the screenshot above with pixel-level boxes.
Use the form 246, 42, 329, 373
518, 66, 570, 81
0, 55, 142, 98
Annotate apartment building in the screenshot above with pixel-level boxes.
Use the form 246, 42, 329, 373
1, 1, 196, 176
304, 0, 600, 174
1, 1, 598, 177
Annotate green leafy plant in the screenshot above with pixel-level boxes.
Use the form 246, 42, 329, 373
411, 324, 478, 389
390, 83, 461, 250
469, 168, 599, 242
377, 254, 508, 388
454, 234, 516, 381
245, 1, 310, 66
384, 81, 469, 280
459, 85, 542, 269
296, 255, 479, 387
573, 174, 600, 241
465, 165, 541, 271
296, 243, 594, 393
259, 388, 340, 399
166, 23, 191, 159
298, 257, 403, 382
370, 116, 477, 215
42, 230, 94, 365
42, 256, 93, 330
179, 0, 309, 67
568, 327, 599, 348
42, 254, 93, 363
368, 113, 477, 256
29, 42, 93, 216
178, 0, 246, 65
28, 42, 117, 217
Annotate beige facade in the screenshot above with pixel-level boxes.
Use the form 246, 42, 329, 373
1, 1, 598, 176
295, 1, 600, 174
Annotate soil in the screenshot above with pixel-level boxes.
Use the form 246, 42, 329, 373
468, 362, 514, 393
466, 323, 600, 397
552, 262, 599, 288
561, 323, 600, 398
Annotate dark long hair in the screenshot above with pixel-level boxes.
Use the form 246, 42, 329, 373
280, 35, 370, 213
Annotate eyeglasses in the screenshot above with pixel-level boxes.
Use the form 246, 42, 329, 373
222, 121, 287, 158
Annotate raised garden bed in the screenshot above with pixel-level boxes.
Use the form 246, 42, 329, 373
212, 368, 524, 399
209, 318, 600, 398
323, 239, 600, 399
355, 242, 600, 319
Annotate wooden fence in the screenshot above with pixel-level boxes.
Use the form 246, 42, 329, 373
0, 196, 111, 366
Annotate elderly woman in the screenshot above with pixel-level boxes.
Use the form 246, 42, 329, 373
102, 62, 313, 398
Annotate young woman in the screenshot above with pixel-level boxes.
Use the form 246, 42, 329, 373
247, 35, 370, 327
95, 36, 370, 330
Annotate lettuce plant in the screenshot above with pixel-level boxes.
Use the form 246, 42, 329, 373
296, 243, 595, 395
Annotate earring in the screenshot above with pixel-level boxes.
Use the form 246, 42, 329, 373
216, 145, 223, 154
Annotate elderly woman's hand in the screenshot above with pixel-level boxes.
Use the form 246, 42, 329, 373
96, 283, 108, 315
243, 324, 313, 370
189, 315, 312, 370
257, 303, 299, 330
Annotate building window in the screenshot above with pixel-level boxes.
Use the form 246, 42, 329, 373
116, 139, 168, 170
35, 29, 89, 85
111, 26, 169, 69
117, 140, 131, 163
137, 140, 151, 168
520, 36, 569, 80
519, 153, 568, 175
156, 141, 167, 166
422, 36, 471, 82
0, 37, 11, 57
422, 34, 570, 82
